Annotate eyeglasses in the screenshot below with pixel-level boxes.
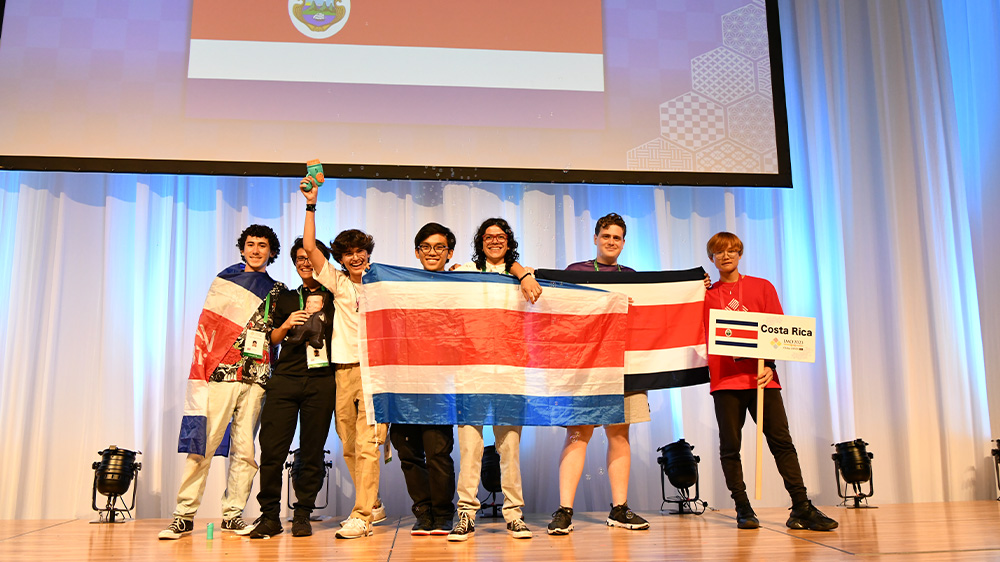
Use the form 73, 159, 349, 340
482, 234, 507, 243
295, 256, 311, 264
713, 250, 740, 258
417, 244, 450, 254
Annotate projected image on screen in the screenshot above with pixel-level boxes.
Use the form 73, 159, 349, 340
0, 0, 789, 186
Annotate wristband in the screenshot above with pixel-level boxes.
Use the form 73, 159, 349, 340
517, 271, 533, 282
305, 203, 317, 212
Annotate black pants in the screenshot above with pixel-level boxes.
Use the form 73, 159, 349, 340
256, 373, 336, 518
389, 424, 456, 521
713, 388, 808, 506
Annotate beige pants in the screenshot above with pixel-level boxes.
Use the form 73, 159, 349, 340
173, 381, 265, 520
456, 424, 524, 523
334, 363, 386, 522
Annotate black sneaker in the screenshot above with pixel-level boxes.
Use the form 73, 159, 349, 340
547, 506, 574, 535
735, 502, 760, 529
506, 518, 532, 539
786, 500, 839, 531
606, 503, 650, 530
158, 517, 193, 540
248, 516, 284, 539
291, 515, 312, 537
411, 512, 434, 536
447, 512, 475, 542
430, 517, 453, 536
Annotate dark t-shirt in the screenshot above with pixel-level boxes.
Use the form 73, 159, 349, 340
565, 259, 636, 273
272, 285, 336, 377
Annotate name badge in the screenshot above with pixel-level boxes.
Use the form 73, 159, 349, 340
306, 340, 330, 369
243, 329, 267, 359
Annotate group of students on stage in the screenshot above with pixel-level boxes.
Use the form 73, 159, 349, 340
158, 178, 839, 541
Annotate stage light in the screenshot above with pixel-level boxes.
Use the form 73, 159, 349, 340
656, 439, 706, 515
284, 448, 333, 520
479, 444, 502, 518
832, 439, 875, 508
90, 446, 141, 523
992, 439, 1000, 501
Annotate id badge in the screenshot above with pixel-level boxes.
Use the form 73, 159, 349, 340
243, 329, 266, 359
306, 340, 330, 368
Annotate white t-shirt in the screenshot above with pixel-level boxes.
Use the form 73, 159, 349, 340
454, 261, 508, 274
314, 259, 363, 364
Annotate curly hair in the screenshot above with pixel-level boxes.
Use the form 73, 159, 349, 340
289, 236, 331, 264
594, 213, 627, 238
471, 218, 519, 272
236, 224, 280, 266
331, 229, 375, 272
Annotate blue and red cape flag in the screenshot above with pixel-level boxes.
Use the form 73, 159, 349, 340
534, 268, 710, 391
177, 264, 276, 457
359, 264, 629, 426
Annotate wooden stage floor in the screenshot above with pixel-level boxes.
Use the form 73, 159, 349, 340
2, 501, 999, 561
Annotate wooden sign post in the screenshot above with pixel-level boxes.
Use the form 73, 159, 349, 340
708, 309, 816, 500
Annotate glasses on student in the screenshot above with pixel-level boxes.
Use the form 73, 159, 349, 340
417, 244, 450, 254
713, 249, 740, 258
482, 234, 507, 243
295, 256, 311, 264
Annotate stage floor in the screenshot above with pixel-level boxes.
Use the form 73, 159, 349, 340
2, 501, 999, 561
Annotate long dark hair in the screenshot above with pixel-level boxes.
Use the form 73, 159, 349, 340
471, 218, 519, 272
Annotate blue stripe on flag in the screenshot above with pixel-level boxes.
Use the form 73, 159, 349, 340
217, 264, 276, 300
372, 393, 625, 426
363, 263, 607, 292
716, 319, 759, 327
714, 340, 758, 348
177, 415, 208, 455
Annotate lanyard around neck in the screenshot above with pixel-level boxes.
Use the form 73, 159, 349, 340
717, 275, 744, 310
593, 260, 621, 272
297, 285, 326, 310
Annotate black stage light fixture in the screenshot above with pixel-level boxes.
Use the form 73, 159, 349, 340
832, 439, 876, 508
479, 445, 502, 518
656, 439, 706, 515
91, 446, 141, 523
992, 439, 1000, 501
285, 448, 334, 520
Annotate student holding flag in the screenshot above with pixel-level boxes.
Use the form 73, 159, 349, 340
548, 213, 651, 535
300, 177, 387, 540
704, 231, 837, 531
159, 225, 285, 540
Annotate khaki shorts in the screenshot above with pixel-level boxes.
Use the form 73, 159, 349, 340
612, 390, 650, 425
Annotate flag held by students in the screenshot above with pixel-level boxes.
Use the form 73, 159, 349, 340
177, 264, 275, 457
359, 264, 628, 426
534, 268, 710, 391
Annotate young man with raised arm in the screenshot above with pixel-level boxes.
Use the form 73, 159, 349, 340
299, 179, 386, 539
159, 225, 285, 540
704, 231, 837, 531
547, 213, 651, 535
249, 238, 336, 538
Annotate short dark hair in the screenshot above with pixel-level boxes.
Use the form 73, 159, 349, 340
237, 224, 280, 266
330, 229, 375, 271
595, 213, 627, 238
471, 217, 519, 272
414, 222, 456, 250
289, 237, 331, 264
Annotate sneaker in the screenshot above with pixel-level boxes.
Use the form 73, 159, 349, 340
547, 507, 574, 535
735, 502, 760, 529
372, 502, 387, 525
606, 503, 650, 530
336, 517, 373, 539
786, 500, 838, 531
411, 512, 434, 536
248, 516, 283, 539
291, 515, 312, 537
158, 517, 193, 540
221, 516, 254, 536
430, 517, 453, 536
447, 512, 475, 542
506, 518, 532, 539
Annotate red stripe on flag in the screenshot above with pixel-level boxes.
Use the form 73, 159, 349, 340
191, 0, 603, 53
715, 327, 758, 340
187, 309, 245, 381
626, 302, 706, 351
365, 308, 625, 369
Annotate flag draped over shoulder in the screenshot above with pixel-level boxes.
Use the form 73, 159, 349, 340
535, 268, 709, 391
359, 264, 628, 426
178, 264, 275, 456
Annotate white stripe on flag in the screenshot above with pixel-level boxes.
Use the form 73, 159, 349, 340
202, 277, 262, 323
624, 345, 708, 374
188, 40, 606, 92
364, 365, 623, 396
585, 279, 705, 306
363, 280, 620, 315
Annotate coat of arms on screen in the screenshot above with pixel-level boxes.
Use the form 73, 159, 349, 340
289, 0, 350, 39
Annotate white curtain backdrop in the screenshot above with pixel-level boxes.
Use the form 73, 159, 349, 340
0, 0, 997, 520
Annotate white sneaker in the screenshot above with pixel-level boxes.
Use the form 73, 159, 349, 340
372, 503, 387, 525
157, 517, 193, 540
336, 517, 373, 539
